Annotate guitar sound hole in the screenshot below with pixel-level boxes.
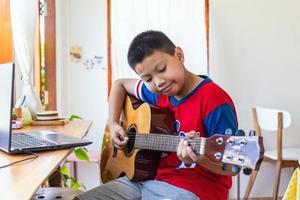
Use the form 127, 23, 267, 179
126, 125, 137, 156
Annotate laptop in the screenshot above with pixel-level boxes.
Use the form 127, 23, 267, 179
0, 63, 92, 153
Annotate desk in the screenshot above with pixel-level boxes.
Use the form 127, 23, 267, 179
0, 120, 92, 200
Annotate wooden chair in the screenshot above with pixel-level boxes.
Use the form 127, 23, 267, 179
244, 107, 300, 199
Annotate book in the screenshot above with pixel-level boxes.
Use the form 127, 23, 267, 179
31, 118, 69, 126
36, 115, 60, 121
36, 111, 59, 116
36, 111, 60, 121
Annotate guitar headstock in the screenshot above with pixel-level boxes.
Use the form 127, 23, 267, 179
204, 134, 264, 170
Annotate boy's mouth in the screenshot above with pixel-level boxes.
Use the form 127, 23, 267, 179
161, 83, 173, 93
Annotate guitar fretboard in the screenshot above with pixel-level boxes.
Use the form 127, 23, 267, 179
130, 133, 206, 155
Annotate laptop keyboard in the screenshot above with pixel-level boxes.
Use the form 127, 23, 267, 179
12, 133, 56, 148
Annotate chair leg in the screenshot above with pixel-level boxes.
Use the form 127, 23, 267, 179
237, 173, 240, 200
243, 170, 259, 199
273, 161, 282, 200
73, 162, 78, 181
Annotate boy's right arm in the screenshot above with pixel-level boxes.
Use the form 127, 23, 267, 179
108, 78, 139, 149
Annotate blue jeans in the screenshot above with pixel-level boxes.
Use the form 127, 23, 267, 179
75, 176, 199, 200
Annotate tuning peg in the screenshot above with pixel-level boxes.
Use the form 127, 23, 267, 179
221, 163, 227, 171
231, 165, 241, 174
235, 129, 245, 136
249, 130, 256, 136
225, 128, 233, 135
243, 168, 253, 175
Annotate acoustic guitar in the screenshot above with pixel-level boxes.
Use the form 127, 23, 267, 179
100, 95, 264, 183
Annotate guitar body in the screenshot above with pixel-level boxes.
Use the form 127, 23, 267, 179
100, 95, 175, 183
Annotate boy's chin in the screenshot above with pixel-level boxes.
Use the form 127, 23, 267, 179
156, 87, 179, 96
162, 90, 177, 97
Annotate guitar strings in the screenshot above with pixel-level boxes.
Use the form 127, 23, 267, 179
126, 132, 203, 139
126, 133, 205, 143
125, 132, 205, 154
126, 133, 205, 144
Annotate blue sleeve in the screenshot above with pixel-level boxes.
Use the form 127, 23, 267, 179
139, 84, 158, 106
203, 104, 238, 137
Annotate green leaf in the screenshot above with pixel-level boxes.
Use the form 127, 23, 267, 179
56, 150, 89, 190
69, 115, 82, 121
57, 164, 87, 190
63, 181, 68, 188
69, 177, 83, 190
60, 165, 70, 177
72, 182, 81, 189
61, 174, 68, 187
74, 148, 90, 161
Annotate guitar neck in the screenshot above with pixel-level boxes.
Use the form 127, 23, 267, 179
132, 133, 205, 155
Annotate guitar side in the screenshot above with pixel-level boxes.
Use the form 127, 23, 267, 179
100, 95, 173, 183
101, 125, 159, 183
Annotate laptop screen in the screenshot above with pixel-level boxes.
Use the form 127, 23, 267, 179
0, 63, 14, 152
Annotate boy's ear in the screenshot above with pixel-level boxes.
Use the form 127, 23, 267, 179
174, 47, 184, 62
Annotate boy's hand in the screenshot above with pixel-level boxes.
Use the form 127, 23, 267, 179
177, 138, 194, 163
177, 131, 205, 164
109, 123, 128, 149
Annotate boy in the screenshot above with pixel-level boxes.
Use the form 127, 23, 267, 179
76, 30, 238, 200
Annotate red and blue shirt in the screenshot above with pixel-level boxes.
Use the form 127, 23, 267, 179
134, 75, 238, 200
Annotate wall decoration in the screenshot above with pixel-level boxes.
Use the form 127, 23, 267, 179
83, 55, 103, 70
70, 46, 83, 63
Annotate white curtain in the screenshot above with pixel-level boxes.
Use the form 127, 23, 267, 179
111, 0, 207, 81
10, 0, 42, 117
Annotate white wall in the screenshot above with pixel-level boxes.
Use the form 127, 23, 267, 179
56, 0, 107, 190
56, 0, 300, 197
210, 0, 300, 198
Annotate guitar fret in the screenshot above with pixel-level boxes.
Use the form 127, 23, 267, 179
200, 138, 206, 155
132, 133, 205, 154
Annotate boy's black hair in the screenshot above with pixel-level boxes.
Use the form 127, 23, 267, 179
127, 30, 176, 69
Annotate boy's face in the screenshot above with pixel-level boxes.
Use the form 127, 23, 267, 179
134, 48, 185, 97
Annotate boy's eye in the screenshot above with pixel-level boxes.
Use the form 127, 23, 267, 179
145, 78, 152, 83
159, 66, 166, 72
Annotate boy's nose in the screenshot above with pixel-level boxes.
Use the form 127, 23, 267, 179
155, 77, 166, 88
